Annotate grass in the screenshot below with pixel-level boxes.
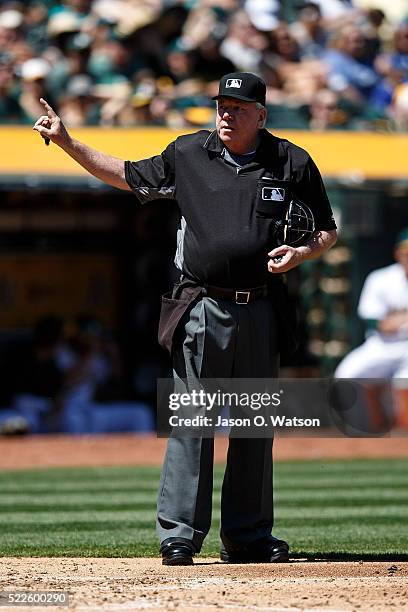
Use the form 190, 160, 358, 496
0, 459, 407, 559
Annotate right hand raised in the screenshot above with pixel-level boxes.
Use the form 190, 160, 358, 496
33, 98, 69, 146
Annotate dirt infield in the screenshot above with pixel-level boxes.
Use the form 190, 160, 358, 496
0, 433, 407, 470
1, 434, 407, 611
1, 557, 408, 611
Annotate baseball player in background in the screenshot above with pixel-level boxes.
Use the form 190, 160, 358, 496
33, 72, 337, 566
335, 229, 408, 428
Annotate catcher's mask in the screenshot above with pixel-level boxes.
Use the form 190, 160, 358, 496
274, 198, 315, 247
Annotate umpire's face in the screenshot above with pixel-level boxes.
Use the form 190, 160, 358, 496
216, 96, 266, 155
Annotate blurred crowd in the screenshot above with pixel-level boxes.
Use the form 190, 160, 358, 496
0, 0, 408, 131
0, 313, 155, 434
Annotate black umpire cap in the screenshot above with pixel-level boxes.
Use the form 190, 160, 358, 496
212, 72, 266, 106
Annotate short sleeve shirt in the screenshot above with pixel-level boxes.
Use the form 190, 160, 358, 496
125, 129, 336, 288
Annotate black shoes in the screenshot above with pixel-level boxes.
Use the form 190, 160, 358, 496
160, 535, 289, 565
160, 538, 195, 566
220, 536, 289, 564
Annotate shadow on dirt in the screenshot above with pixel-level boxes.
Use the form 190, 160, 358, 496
291, 552, 408, 562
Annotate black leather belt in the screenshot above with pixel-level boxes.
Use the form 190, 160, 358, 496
205, 284, 268, 304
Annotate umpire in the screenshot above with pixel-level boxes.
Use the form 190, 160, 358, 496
33, 72, 337, 565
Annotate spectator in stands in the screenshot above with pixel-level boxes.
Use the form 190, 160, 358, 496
0, 0, 407, 131
56, 0, 92, 18
45, 10, 83, 56
308, 88, 349, 129
58, 73, 99, 126
92, 78, 132, 126
262, 20, 329, 108
388, 83, 408, 131
17, 57, 54, 124
24, 1, 49, 54
323, 24, 380, 103
267, 22, 301, 64
352, 0, 406, 25
47, 31, 93, 99
124, 72, 183, 127
0, 59, 21, 122
309, 0, 356, 25
220, 10, 267, 72
193, 33, 236, 82
371, 20, 408, 113
290, 2, 328, 59
360, 8, 386, 65
148, 92, 173, 126
244, 0, 280, 33
391, 20, 408, 78
165, 39, 196, 85
0, 8, 24, 54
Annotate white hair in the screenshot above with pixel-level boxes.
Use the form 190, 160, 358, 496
255, 102, 267, 128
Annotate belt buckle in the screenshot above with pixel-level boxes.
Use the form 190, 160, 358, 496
235, 290, 250, 304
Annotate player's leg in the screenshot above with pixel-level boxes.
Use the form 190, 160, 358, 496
334, 336, 403, 379
392, 346, 408, 428
335, 336, 403, 429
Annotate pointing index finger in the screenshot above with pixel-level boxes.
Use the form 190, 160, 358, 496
40, 97, 56, 118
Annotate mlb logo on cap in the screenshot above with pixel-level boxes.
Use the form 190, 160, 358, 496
213, 72, 266, 106
226, 78, 242, 88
